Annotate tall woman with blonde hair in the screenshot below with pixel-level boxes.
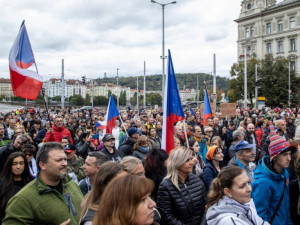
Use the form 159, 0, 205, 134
156, 146, 206, 225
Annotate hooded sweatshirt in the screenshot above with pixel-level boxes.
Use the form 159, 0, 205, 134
206, 196, 268, 225
252, 156, 292, 225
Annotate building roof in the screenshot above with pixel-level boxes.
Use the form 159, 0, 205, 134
0, 78, 11, 83
267, 0, 300, 10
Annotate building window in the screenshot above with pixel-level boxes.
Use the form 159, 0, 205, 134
290, 38, 296, 51
278, 20, 283, 32
245, 28, 249, 38
278, 40, 283, 53
247, 46, 252, 55
247, 3, 251, 9
290, 17, 295, 29
266, 43, 272, 54
290, 61, 296, 71
250, 27, 254, 37
266, 22, 271, 34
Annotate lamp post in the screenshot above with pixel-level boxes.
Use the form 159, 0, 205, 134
117, 68, 119, 108
151, 0, 176, 101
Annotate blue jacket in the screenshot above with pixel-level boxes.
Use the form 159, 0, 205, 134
252, 156, 292, 225
202, 162, 219, 191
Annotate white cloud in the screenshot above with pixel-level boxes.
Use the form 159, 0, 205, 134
0, 0, 247, 81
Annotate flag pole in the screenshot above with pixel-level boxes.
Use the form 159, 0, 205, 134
118, 115, 128, 136
183, 119, 189, 148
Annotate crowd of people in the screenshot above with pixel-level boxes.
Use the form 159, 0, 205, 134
0, 105, 299, 225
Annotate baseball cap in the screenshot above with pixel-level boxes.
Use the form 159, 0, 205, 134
234, 140, 255, 152
128, 127, 138, 136
102, 134, 115, 142
64, 144, 76, 154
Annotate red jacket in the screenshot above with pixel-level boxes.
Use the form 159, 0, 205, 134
44, 124, 73, 144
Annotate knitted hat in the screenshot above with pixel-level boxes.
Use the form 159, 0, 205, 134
268, 121, 296, 161
128, 127, 138, 137
206, 145, 219, 161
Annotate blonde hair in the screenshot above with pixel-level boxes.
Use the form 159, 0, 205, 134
120, 156, 142, 174
210, 136, 223, 149
133, 135, 149, 151
166, 146, 193, 190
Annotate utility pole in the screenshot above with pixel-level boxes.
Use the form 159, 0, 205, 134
244, 48, 247, 108
197, 75, 199, 108
117, 68, 119, 108
255, 64, 258, 108
213, 54, 216, 109
288, 62, 291, 107
137, 77, 139, 110
91, 79, 94, 109
144, 61, 146, 108
61, 59, 65, 110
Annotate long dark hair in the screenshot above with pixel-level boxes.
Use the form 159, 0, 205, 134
144, 148, 168, 176
0, 152, 33, 211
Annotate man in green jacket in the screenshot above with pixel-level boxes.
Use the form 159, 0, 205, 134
3, 142, 83, 225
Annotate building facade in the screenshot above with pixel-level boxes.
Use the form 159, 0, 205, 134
0, 78, 13, 98
235, 0, 300, 76
43, 79, 86, 98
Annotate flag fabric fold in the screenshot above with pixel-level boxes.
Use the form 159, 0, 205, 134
96, 121, 106, 130
105, 95, 120, 134
9, 20, 43, 100
161, 50, 185, 154
203, 88, 213, 126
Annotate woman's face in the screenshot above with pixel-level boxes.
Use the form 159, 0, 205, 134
213, 148, 224, 162
226, 172, 252, 204
150, 129, 156, 137
25, 151, 34, 162
192, 142, 200, 153
211, 140, 220, 147
179, 157, 194, 174
222, 126, 226, 134
77, 130, 83, 137
12, 156, 25, 176
134, 193, 156, 225
174, 139, 180, 148
132, 163, 145, 178
142, 127, 147, 133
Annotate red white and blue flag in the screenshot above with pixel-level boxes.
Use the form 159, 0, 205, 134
105, 95, 120, 134
96, 121, 106, 130
203, 88, 213, 126
9, 20, 43, 100
161, 50, 184, 154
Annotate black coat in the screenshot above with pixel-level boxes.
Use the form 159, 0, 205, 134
157, 173, 206, 225
119, 138, 135, 156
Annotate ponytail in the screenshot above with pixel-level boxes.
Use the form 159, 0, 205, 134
206, 177, 224, 208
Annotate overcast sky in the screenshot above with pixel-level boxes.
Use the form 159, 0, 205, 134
0, 0, 253, 81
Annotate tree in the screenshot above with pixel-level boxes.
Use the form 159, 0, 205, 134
148, 93, 162, 106
70, 95, 85, 106
94, 96, 108, 106
229, 55, 300, 107
119, 91, 127, 106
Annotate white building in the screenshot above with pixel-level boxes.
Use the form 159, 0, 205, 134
0, 78, 13, 97
43, 79, 86, 98
235, 0, 300, 76
93, 83, 131, 101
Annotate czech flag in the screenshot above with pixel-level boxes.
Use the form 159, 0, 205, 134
203, 88, 213, 126
96, 121, 106, 129
161, 50, 184, 154
105, 95, 119, 134
9, 20, 43, 100
189, 107, 195, 116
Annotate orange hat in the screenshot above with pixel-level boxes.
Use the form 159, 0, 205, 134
206, 145, 219, 161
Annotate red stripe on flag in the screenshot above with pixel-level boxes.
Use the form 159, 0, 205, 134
9, 67, 42, 100
165, 113, 184, 154
106, 117, 117, 134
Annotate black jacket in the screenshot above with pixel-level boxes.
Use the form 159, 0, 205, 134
0, 143, 19, 173
100, 146, 123, 162
119, 138, 135, 156
157, 173, 206, 225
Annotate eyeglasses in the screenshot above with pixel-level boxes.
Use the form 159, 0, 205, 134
207, 131, 213, 133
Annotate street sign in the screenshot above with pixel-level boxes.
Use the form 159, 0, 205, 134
257, 96, 266, 101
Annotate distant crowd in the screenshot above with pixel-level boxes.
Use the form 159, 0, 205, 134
0, 105, 299, 225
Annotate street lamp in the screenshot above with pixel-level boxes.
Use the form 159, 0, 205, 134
117, 68, 119, 108
151, 0, 176, 101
